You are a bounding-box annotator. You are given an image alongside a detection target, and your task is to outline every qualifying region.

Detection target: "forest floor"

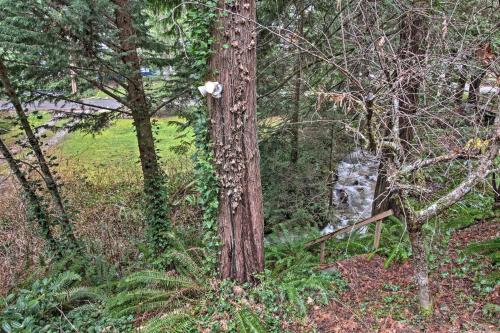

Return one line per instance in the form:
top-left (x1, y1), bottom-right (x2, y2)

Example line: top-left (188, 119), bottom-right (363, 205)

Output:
top-left (309, 219), bottom-right (499, 333)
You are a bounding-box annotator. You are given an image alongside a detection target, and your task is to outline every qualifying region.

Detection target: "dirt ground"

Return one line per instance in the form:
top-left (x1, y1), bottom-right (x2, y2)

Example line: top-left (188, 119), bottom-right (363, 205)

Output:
top-left (309, 220), bottom-right (499, 333)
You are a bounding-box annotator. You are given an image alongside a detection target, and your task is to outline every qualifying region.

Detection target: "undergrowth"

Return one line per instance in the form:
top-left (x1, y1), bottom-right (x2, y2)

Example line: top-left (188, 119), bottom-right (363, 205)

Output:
top-left (1, 235), bottom-right (346, 333)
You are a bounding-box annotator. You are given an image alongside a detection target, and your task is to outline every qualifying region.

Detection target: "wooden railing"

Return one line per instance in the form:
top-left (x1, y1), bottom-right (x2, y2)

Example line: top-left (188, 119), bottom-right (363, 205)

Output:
top-left (305, 210), bottom-right (394, 264)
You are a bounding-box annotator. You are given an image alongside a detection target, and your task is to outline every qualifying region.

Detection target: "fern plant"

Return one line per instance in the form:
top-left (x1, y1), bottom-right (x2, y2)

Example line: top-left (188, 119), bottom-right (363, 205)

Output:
top-left (0, 272), bottom-right (131, 333)
top-left (105, 239), bottom-right (343, 333)
top-left (107, 269), bottom-right (207, 318)
top-left (139, 310), bottom-right (195, 333)
top-left (465, 238), bottom-right (500, 263)
top-left (323, 215), bottom-right (411, 268)
top-left (256, 236), bottom-right (345, 321)
top-left (105, 248), bottom-right (212, 333)
top-left (234, 307), bottom-right (266, 333)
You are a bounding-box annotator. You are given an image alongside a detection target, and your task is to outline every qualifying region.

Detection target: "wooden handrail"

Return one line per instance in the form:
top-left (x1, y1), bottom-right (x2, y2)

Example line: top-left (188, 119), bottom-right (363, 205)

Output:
top-left (305, 209), bottom-right (393, 248)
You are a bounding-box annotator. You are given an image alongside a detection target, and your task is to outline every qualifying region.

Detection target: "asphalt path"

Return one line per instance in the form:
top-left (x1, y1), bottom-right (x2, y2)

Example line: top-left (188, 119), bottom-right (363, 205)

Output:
top-left (0, 98), bottom-right (121, 111)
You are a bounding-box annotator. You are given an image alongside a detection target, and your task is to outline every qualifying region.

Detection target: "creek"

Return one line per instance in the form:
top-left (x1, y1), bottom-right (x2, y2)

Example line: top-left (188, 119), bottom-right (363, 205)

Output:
top-left (322, 149), bottom-right (379, 234)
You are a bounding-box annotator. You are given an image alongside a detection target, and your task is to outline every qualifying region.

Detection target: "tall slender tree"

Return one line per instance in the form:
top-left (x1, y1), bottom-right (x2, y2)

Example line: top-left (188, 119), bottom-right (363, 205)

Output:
top-left (368, 0), bottom-right (430, 310)
top-left (290, 0), bottom-right (304, 165)
top-left (112, 0), bottom-right (170, 252)
top-left (0, 58), bottom-right (78, 249)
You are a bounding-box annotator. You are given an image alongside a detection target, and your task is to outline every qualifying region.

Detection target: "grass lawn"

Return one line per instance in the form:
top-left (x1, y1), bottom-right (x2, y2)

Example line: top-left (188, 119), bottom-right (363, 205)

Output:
top-left (54, 117), bottom-right (194, 182)
top-left (0, 111), bottom-right (52, 145)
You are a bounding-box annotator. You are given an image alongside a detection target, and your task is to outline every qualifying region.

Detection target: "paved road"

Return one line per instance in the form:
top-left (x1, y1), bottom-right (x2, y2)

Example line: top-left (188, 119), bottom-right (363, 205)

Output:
top-left (0, 98), bottom-right (121, 111)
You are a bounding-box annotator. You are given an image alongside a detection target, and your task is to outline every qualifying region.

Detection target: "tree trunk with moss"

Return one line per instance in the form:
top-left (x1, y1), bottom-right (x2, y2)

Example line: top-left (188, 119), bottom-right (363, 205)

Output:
top-left (207, 0), bottom-right (265, 283)
top-left (407, 220), bottom-right (431, 312)
top-left (401, 121), bottom-right (499, 312)
top-left (114, 0), bottom-right (170, 252)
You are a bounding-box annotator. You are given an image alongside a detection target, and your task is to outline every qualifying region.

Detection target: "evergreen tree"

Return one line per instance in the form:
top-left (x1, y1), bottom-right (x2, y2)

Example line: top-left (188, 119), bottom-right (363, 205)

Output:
top-left (0, 0), bottom-right (174, 253)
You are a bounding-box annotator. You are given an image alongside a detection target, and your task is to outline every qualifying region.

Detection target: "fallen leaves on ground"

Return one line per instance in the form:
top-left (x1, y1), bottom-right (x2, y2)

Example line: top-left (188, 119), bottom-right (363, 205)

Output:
top-left (308, 219), bottom-right (499, 332)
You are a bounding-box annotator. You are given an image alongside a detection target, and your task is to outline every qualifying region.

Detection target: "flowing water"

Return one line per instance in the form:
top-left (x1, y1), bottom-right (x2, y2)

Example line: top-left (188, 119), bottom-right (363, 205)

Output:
top-left (322, 149), bottom-right (379, 234)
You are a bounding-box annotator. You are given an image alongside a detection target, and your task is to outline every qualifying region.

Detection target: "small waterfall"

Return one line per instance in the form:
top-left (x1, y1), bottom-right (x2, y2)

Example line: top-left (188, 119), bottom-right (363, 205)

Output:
top-left (322, 150), bottom-right (379, 234)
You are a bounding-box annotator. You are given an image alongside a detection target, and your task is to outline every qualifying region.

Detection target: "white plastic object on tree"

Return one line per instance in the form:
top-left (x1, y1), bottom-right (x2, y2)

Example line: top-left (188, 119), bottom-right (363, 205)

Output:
top-left (198, 81), bottom-right (223, 98)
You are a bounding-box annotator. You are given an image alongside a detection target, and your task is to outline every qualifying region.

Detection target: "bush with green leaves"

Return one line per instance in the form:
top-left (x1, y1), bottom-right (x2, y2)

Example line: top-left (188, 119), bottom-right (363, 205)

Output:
top-left (0, 272), bottom-right (132, 333)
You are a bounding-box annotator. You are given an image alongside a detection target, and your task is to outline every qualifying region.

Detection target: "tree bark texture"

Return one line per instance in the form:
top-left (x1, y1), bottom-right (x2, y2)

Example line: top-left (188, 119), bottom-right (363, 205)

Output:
top-left (408, 224), bottom-right (432, 312)
top-left (0, 58), bottom-right (77, 247)
top-left (113, 0), bottom-right (163, 188)
top-left (208, 0), bottom-right (265, 282)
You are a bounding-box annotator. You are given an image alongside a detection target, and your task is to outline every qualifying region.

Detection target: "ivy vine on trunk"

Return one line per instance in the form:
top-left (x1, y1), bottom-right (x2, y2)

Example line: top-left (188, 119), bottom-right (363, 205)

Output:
top-left (113, 0), bottom-right (171, 254)
top-left (0, 137), bottom-right (60, 254)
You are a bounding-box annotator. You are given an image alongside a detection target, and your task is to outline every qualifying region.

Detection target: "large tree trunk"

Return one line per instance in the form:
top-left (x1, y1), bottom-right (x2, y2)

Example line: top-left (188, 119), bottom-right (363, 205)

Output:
top-left (114, 0), bottom-right (170, 252)
top-left (290, 0), bottom-right (304, 165)
top-left (208, 0), bottom-right (264, 283)
top-left (0, 58), bottom-right (77, 248)
top-left (0, 137), bottom-right (59, 253)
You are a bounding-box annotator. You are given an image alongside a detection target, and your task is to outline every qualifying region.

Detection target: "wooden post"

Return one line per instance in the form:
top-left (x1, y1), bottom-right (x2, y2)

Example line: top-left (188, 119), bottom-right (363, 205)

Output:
top-left (373, 221), bottom-right (382, 249)
top-left (305, 210), bottom-right (393, 266)
top-left (320, 242), bottom-right (326, 264)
